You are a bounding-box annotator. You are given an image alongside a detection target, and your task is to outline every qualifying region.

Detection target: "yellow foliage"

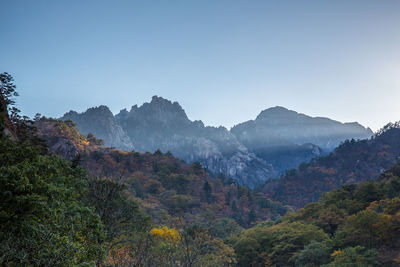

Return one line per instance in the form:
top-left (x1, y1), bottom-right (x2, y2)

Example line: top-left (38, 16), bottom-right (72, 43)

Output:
top-left (331, 249), bottom-right (343, 257)
top-left (82, 140), bottom-right (90, 146)
top-left (150, 226), bottom-right (181, 244)
top-left (367, 201), bottom-right (378, 210)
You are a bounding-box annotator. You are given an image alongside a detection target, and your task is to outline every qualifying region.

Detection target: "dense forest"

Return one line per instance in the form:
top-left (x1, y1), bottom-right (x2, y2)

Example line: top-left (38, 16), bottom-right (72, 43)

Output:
top-left (1, 73), bottom-right (400, 266)
top-left (34, 118), bottom-right (288, 229)
top-left (232, 165), bottom-right (400, 266)
top-left (260, 124), bottom-right (400, 208)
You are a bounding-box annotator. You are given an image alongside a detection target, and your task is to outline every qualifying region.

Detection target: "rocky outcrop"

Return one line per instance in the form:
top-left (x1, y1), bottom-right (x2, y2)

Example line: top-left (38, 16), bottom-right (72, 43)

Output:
top-left (115, 96), bottom-right (276, 188)
top-left (61, 105), bottom-right (134, 151)
top-left (44, 136), bottom-right (79, 161)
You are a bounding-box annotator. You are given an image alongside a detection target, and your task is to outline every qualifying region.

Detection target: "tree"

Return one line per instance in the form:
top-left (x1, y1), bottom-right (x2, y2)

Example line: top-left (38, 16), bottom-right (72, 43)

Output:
top-left (295, 241), bottom-right (330, 267)
top-left (339, 209), bottom-right (381, 248)
top-left (355, 181), bottom-right (383, 203)
top-left (87, 132), bottom-right (104, 146)
top-left (248, 208), bottom-right (257, 224)
top-left (0, 72), bottom-right (18, 110)
top-left (203, 181), bottom-right (212, 203)
top-left (234, 237), bottom-right (261, 267)
top-left (85, 178), bottom-right (150, 258)
top-left (209, 218), bottom-right (243, 240)
top-left (0, 73), bottom-right (18, 139)
top-left (323, 246), bottom-right (379, 267)
top-left (190, 161), bottom-right (204, 175)
top-left (0, 137), bottom-right (105, 265)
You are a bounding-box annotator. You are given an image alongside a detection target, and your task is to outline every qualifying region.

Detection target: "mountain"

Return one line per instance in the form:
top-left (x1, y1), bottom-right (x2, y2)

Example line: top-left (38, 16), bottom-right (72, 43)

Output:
top-left (259, 123), bottom-right (400, 208)
top-left (34, 118), bottom-right (288, 228)
top-left (230, 106), bottom-right (372, 174)
top-left (61, 105), bottom-right (134, 150)
top-left (232, 106), bottom-right (373, 151)
top-left (60, 98), bottom-right (373, 188)
top-left (114, 96), bottom-right (275, 188)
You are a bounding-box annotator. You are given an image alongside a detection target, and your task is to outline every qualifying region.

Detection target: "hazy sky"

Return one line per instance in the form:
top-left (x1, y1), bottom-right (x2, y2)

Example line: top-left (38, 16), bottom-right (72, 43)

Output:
top-left (1, 0), bottom-right (399, 131)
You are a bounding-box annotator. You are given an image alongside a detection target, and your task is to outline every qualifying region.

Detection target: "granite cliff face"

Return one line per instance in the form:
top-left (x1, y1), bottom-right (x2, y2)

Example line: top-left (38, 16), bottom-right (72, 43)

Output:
top-left (61, 105), bottom-right (134, 151)
top-left (60, 99), bottom-right (373, 187)
top-left (115, 96), bottom-right (275, 187)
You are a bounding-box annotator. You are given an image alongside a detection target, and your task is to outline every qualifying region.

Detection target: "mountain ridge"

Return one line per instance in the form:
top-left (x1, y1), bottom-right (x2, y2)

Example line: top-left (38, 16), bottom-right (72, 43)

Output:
top-left (60, 96), bottom-right (373, 187)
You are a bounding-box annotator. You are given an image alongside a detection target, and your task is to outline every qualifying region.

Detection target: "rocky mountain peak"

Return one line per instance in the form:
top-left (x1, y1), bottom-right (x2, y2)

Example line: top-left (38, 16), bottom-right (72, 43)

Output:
top-left (122, 96), bottom-right (189, 124)
top-left (62, 110), bottom-right (79, 118)
top-left (232, 106), bottom-right (373, 151)
top-left (88, 105), bottom-right (113, 116)
top-left (256, 106), bottom-right (307, 122)
top-left (61, 105), bottom-right (134, 151)
top-left (63, 105), bottom-right (114, 120)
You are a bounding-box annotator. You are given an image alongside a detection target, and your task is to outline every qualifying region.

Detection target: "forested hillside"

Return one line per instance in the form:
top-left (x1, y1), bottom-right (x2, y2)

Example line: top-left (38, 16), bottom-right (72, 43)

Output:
top-left (232, 163), bottom-right (400, 266)
top-left (35, 118), bottom-right (287, 229)
top-left (260, 124), bottom-right (400, 208)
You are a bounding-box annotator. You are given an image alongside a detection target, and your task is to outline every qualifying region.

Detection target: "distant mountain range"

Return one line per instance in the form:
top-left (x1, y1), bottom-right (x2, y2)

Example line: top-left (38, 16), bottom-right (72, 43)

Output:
top-left (61, 96), bottom-right (373, 187)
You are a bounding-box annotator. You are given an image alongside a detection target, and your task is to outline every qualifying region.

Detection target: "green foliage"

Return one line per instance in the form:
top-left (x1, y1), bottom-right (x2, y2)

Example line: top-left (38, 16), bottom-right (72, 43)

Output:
top-left (233, 221), bottom-right (329, 266)
top-left (0, 136), bottom-right (105, 265)
top-left (322, 246), bottom-right (379, 267)
top-left (295, 241), bottom-right (330, 267)
top-left (0, 72), bottom-right (18, 108)
top-left (209, 218), bottom-right (243, 240)
top-left (234, 163), bottom-right (400, 266)
top-left (234, 238), bottom-right (261, 266)
top-left (0, 77), bottom-right (150, 266)
top-left (85, 179), bottom-right (150, 247)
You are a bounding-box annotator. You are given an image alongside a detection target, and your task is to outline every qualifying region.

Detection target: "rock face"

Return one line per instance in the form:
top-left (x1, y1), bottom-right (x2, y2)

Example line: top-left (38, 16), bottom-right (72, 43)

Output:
top-left (61, 105), bottom-right (134, 151)
top-left (60, 99), bottom-right (373, 187)
top-left (115, 96), bottom-right (275, 188)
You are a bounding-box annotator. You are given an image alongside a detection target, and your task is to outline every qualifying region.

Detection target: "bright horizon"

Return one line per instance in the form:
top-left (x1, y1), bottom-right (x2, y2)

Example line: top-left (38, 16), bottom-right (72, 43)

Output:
top-left (1, 0), bottom-right (400, 131)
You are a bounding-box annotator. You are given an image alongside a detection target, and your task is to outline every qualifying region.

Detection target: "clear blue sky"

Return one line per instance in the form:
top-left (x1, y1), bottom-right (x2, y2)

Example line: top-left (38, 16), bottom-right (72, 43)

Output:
top-left (1, 0), bottom-right (399, 131)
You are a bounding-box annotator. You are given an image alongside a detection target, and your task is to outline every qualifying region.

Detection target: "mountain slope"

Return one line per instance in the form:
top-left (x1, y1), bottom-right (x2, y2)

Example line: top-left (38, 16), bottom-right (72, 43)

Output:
top-left (234, 162), bottom-right (400, 266)
top-left (231, 106), bottom-right (372, 174)
top-left (231, 106), bottom-right (373, 151)
top-left (35, 118), bottom-right (288, 228)
top-left (60, 99), bottom-right (373, 188)
top-left (259, 123), bottom-right (400, 208)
